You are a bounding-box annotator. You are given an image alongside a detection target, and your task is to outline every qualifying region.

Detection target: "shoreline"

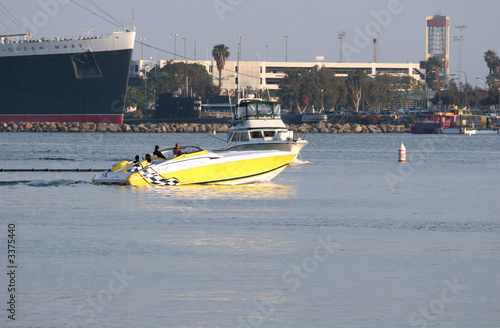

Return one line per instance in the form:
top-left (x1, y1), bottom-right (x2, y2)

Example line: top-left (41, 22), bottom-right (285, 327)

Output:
top-left (0, 121), bottom-right (410, 133)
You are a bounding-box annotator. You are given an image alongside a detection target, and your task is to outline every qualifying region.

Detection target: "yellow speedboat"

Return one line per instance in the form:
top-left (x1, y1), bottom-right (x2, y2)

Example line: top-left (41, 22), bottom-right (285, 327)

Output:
top-left (92, 146), bottom-right (297, 186)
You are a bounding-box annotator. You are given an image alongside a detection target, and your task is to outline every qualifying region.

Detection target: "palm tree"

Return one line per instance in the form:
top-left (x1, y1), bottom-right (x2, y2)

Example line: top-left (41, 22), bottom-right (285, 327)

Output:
top-left (420, 56), bottom-right (443, 91)
top-left (484, 50), bottom-right (500, 88)
top-left (484, 50), bottom-right (498, 74)
top-left (212, 44), bottom-right (230, 94)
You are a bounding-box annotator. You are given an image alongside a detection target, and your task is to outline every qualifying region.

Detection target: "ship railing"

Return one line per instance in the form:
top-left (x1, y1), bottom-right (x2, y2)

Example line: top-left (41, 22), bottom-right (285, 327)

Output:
top-left (0, 32), bottom-right (117, 45)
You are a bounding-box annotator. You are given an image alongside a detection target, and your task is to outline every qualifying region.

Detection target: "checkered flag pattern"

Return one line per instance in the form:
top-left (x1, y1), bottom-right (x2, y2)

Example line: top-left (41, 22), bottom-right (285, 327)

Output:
top-left (129, 165), bottom-right (142, 173)
top-left (140, 168), bottom-right (180, 186)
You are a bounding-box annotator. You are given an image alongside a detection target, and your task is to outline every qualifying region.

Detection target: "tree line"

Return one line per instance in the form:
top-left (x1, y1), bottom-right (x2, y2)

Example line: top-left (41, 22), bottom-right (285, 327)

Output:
top-left (419, 49), bottom-right (500, 108)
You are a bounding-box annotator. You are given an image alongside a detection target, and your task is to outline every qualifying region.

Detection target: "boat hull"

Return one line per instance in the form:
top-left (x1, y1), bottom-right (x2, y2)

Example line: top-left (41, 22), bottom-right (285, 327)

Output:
top-left (222, 140), bottom-right (308, 153)
top-left (410, 122), bottom-right (440, 134)
top-left (93, 149), bottom-right (297, 186)
top-left (302, 113), bottom-right (327, 123)
top-left (411, 123), bottom-right (500, 135)
top-left (0, 31), bottom-right (135, 124)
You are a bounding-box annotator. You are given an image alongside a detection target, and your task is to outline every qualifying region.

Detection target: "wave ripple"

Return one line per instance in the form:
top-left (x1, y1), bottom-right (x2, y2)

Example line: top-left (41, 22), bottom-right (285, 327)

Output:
top-left (0, 179), bottom-right (91, 187)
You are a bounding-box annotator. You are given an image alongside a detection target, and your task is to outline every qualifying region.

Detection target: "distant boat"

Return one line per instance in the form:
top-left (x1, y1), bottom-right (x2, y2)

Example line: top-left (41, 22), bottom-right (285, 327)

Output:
top-left (0, 28), bottom-right (135, 124)
top-left (301, 107), bottom-right (327, 123)
top-left (410, 106), bottom-right (499, 134)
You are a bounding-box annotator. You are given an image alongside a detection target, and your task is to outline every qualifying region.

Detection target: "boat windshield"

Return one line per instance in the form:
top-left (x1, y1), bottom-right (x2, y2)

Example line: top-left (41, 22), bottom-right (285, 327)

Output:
top-left (228, 132), bottom-right (250, 142)
top-left (257, 103), bottom-right (272, 115)
top-left (274, 104), bottom-right (281, 115)
top-left (237, 102), bottom-right (280, 118)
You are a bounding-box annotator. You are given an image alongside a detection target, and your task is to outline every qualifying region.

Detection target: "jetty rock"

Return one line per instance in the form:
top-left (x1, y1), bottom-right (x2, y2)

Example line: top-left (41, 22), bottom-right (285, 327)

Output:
top-left (0, 121), bottom-right (410, 133)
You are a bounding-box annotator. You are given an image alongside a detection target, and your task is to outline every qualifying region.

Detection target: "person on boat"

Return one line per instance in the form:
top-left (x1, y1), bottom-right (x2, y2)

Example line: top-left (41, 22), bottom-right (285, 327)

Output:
top-left (173, 143), bottom-right (183, 156)
top-left (153, 145), bottom-right (166, 159)
top-left (145, 154), bottom-right (152, 164)
top-left (133, 155), bottom-right (140, 163)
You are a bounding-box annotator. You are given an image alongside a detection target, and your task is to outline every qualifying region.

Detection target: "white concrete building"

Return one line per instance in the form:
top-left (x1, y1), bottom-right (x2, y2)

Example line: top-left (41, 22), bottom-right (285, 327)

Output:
top-left (187, 60), bottom-right (422, 92)
top-left (130, 59), bottom-right (168, 78)
top-left (131, 59), bottom-right (423, 93)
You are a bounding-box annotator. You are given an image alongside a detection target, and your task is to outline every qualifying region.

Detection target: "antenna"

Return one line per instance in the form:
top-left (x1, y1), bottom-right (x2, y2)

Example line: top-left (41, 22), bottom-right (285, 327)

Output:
top-left (256, 51), bottom-right (271, 100)
top-left (132, 9), bottom-right (135, 29)
top-left (237, 36), bottom-right (243, 104)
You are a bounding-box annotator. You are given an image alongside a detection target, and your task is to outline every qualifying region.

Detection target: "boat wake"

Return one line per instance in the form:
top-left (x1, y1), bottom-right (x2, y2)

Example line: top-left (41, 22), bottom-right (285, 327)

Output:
top-left (290, 158), bottom-right (312, 165)
top-left (37, 157), bottom-right (77, 161)
top-left (0, 179), bottom-right (91, 187)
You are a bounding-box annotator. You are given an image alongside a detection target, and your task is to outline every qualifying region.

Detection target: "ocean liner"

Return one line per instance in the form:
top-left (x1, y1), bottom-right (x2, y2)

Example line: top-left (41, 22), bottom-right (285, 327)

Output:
top-left (0, 28), bottom-right (135, 124)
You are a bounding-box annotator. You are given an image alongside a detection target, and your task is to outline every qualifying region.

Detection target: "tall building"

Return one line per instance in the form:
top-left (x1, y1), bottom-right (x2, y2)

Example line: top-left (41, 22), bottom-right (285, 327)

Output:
top-left (425, 12), bottom-right (450, 75)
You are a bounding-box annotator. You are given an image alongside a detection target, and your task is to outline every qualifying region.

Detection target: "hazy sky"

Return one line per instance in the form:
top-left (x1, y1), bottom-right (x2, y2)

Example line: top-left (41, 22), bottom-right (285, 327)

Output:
top-left (2, 0), bottom-right (499, 87)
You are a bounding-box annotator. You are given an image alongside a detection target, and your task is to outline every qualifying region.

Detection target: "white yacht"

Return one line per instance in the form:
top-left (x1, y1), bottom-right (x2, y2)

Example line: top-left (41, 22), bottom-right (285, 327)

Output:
top-left (218, 96), bottom-right (308, 154)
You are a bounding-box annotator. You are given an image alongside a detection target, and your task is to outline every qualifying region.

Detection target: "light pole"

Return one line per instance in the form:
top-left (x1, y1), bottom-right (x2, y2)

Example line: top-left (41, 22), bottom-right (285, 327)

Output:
top-left (139, 38), bottom-right (146, 79)
top-left (265, 45), bottom-right (269, 61)
top-left (139, 38), bottom-right (145, 62)
top-left (171, 33), bottom-right (178, 60)
top-left (182, 37), bottom-right (188, 62)
top-left (454, 25), bottom-right (467, 89)
top-left (337, 31), bottom-right (346, 63)
top-left (321, 89), bottom-right (324, 110)
top-left (475, 77), bottom-right (487, 90)
top-left (152, 56), bottom-right (157, 110)
top-left (237, 36), bottom-right (243, 62)
top-left (194, 40), bottom-right (197, 61)
top-left (283, 35), bottom-right (288, 62)
top-left (456, 70), bottom-right (468, 108)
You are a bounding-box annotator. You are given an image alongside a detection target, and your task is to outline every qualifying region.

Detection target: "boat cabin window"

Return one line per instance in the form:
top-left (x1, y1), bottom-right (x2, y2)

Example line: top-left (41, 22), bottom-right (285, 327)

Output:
top-left (263, 131), bottom-right (275, 137)
top-left (251, 131), bottom-right (263, 138)
top-left (230, 132), bottom-right (250, 142)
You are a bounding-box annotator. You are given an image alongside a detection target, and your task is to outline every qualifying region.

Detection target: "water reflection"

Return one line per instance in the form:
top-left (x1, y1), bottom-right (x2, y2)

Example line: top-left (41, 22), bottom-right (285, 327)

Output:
top-left (128, 182), bottom-right (296, 200)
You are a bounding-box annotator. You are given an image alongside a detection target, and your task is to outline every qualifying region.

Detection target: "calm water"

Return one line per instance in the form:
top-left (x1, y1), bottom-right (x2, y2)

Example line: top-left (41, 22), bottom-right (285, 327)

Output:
top-left (0, 132), bottom-right (499, 328)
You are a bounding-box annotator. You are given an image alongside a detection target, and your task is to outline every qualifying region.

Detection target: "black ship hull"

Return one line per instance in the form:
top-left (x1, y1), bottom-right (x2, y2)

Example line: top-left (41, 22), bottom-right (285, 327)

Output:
top-left (0, 48), bottom-right (133, 124)
top-left (0, 29), bottom-right (135, 124)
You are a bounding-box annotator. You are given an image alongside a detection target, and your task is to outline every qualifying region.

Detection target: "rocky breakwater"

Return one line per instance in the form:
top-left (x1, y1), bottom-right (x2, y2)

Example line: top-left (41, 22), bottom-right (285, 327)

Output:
top-left (0, 121), bottom-right (408, 133)
top-left (288, 122), bottom-right (408, 134)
